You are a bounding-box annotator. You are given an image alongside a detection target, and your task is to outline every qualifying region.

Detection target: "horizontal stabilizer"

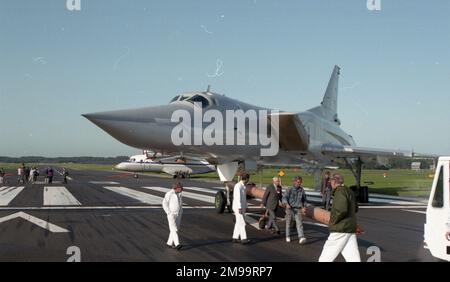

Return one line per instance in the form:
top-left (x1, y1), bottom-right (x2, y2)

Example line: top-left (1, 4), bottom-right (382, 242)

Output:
top-left (321, 143), bottom-right (413, 162)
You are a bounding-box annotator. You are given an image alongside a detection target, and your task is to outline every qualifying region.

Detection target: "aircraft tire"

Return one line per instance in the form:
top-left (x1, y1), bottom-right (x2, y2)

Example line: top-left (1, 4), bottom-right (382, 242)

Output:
top-left (215, 191), bottom-right (226, 213)
top-left (359, 186), bottom-right (369, 203)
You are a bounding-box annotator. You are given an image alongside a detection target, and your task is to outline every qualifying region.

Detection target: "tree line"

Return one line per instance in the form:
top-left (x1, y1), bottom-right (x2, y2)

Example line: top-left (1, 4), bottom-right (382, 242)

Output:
top-left (0, 156), bottom-right (129, 165)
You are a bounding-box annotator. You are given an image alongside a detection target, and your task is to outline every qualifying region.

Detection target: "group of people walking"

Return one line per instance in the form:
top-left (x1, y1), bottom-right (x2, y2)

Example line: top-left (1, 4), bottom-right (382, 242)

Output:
top-left (163, 171), bottom-right (360, 262)
top-left (0, 164), bottom-right (69, 185)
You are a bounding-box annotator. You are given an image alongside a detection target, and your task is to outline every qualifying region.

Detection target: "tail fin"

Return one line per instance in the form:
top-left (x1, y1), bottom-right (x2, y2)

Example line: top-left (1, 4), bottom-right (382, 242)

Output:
top-left (321, 65), bottom-right (340, 115)
top-left (308, 65), bottom-right (341, 124)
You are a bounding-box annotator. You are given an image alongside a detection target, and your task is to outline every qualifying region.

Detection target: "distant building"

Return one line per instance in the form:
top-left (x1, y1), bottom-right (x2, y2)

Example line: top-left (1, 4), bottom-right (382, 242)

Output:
top-left (411, 162), bottom-right (421, 171)
top-left (429, 163), bottom-right (436, 171)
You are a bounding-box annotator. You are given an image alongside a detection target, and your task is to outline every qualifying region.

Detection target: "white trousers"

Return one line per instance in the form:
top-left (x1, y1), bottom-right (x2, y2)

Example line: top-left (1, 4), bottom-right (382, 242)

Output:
top-left (167, 213), bottom-right (182, 246)
top-left (232, 210), bottom-right (247, 240)
top-left (319, 233), bottom-right (361, 262)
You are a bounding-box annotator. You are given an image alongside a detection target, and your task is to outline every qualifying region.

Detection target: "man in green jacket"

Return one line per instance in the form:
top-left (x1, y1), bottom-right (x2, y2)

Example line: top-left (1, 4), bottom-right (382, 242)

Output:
top-left (319, 173), bottom-right (361, 262)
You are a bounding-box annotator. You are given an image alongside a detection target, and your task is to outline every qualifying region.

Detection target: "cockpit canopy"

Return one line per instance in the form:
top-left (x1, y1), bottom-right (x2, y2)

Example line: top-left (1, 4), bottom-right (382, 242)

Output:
top-left (169, 93), bottom-right (193, 103)
top-left (169, 93), bottom-right (214, 108)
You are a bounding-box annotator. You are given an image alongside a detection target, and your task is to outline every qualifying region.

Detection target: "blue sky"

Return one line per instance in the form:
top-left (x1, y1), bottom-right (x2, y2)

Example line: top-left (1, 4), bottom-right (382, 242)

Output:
top-left (0, 0), bottom-right (449, 157)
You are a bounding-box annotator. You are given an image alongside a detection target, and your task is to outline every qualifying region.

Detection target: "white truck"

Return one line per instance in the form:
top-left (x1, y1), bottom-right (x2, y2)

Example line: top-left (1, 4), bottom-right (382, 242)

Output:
top-left (424, 156), bottom-right (450, 261)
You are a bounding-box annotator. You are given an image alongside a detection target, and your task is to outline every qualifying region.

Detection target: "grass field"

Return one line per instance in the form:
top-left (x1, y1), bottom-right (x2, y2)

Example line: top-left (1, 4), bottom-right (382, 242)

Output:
top-left (192, 168), bottom-right (434, 198)
top-left (0, 163), bottom-right (434, 197)
top-left (0, 163), bottom-right (115, 171)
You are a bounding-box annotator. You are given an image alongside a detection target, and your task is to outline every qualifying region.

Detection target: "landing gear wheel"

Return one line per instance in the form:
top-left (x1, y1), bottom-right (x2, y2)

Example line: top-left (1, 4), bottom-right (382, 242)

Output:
top-left (215, 191), bottom-right (226, 213)
top-left (359, 186), bottom-right (369, 203)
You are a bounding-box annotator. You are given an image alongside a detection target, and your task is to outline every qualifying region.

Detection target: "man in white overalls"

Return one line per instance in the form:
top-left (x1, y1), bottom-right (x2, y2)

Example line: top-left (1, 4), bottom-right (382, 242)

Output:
top-left (162, 182), bottom-right (184, 250)
top-left (232, 173), bottom-right (251, 244)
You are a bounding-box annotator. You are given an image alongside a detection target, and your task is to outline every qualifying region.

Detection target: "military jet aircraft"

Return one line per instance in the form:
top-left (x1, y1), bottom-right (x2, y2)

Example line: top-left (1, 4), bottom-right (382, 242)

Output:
top-left (83, 65), bottom-right (424, 211)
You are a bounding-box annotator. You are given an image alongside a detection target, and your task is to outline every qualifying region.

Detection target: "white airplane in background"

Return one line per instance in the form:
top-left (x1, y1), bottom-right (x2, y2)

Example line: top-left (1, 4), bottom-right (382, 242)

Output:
top-left (115, 151), bottom-right (215, 178)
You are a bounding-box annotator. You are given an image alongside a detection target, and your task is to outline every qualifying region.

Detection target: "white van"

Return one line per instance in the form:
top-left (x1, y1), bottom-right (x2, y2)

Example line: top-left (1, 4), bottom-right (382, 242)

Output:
top-left (424, 156), bottom-right (450, 261)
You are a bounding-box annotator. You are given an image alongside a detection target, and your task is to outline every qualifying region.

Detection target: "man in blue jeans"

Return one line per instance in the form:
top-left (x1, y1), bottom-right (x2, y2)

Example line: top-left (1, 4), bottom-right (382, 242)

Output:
top-left (283, 176), bottom-right (307, 244)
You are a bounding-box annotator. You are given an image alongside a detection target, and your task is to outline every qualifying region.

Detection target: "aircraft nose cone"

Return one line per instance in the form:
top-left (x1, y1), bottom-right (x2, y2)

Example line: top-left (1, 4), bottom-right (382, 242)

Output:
top-left (82, 105), bottom-right (180, 150)
top-left (81, 113), bottom-right (99, 124)
top-left (82, 111), bottom-right (123, 134)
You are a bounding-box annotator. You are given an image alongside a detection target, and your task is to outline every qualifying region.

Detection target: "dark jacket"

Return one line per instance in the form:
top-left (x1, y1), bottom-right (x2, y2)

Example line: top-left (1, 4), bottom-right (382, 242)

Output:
top-left (262, 184), bottom-right (281, 211)
top-left (329, 185), bottom-right (358, 233)
top-left (282, 186), bottom-right (307, 208)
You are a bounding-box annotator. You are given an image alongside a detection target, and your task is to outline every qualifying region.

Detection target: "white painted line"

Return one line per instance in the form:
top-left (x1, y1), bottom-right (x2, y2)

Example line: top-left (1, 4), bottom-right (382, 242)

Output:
top-left (54, 169), bottom-right (74, 181)
top-left (245, 214), bottom-right (261, 230)
top-left (104, 186), bottom-right (163, 205)
top-left (44, 186), bottom-right (81, 206)
top-left (368, 193), bottom-right (428, 203)
top-left (303, 221), bottom-right (328, 228)
top-left (304, 189), bottom-right (428, 204)
top-left (212, 186), bottom-right (234, 191)
top-left (184, 186), bottom-right (221, 195)
top-left (246, 212), bottom-right (328, 229)
top-left (0, 206), bottom-right (218, 210)
top-left (366, 198), bottom-right (425, 205)
top-left (33, 181), bottom-right (62, 185)
top-left (402, 209), bottom-right (426, 214)
top-left (0, 186), bottom-right (25, 206)
top-left (145, 186), bottom-right (257, 206)
top-left (359, 205), bottom-right (426, 209)
top-left (90, 181), bottom-right (119, 185)
top-left (304, 190), bottom-right (425, 205)
top-left (143, 186), bottom-right (215, 204)
top-left (0, 211), bottom-right (69, 233)
top-left (306, 197), bottom-right (322, 203)
top-left (305, 191), bottom-right (323, 197)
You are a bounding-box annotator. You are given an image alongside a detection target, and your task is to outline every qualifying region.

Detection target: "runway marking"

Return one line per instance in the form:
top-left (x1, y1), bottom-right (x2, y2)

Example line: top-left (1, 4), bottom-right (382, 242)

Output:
top-left (304, 190), bottom-right (427, 204)
top-left (33, 181), bottom-right (62, 185)
top-left (104, 186), bottom-right (163, 205)
top-left (0, 211), bottom-right (69, 233)
top-left (0, 186), bottom-right (25, 206)
top-left (368, 193), bottom-right (428, 203)
top-left (145, 186), bottom-right (257, 206)
top-left (183, 186), bottom-right (222, 194)
top-left (0, 206), bottom-right (222, 210)
top-left (245, 212), bottom-right (275, 230)
top-left (143, 186), bottom-right (215, 204)
top-left (55, 169), bottom-right (74, 181)
top-left (359, 205), bottom-right (426, 209)
top-left (366, 198), bottom-right (425, 205)
top-left (44, 186), bottom-right (81, 206)
top-left (303, 221), bottom-right (328, 228)
top-left (245, 214), bottom-right (261, 230)
top-left (90, 181), bottom-right (119, 185)
top-left (402, 209), bottom-right (426, 214)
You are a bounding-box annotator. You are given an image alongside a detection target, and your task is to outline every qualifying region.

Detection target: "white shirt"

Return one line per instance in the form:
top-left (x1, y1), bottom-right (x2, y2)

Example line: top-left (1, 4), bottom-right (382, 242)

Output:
top-left (162, 189), bottom-right (183, 215)
top-left (232, 181), bottom-right (247, 210)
